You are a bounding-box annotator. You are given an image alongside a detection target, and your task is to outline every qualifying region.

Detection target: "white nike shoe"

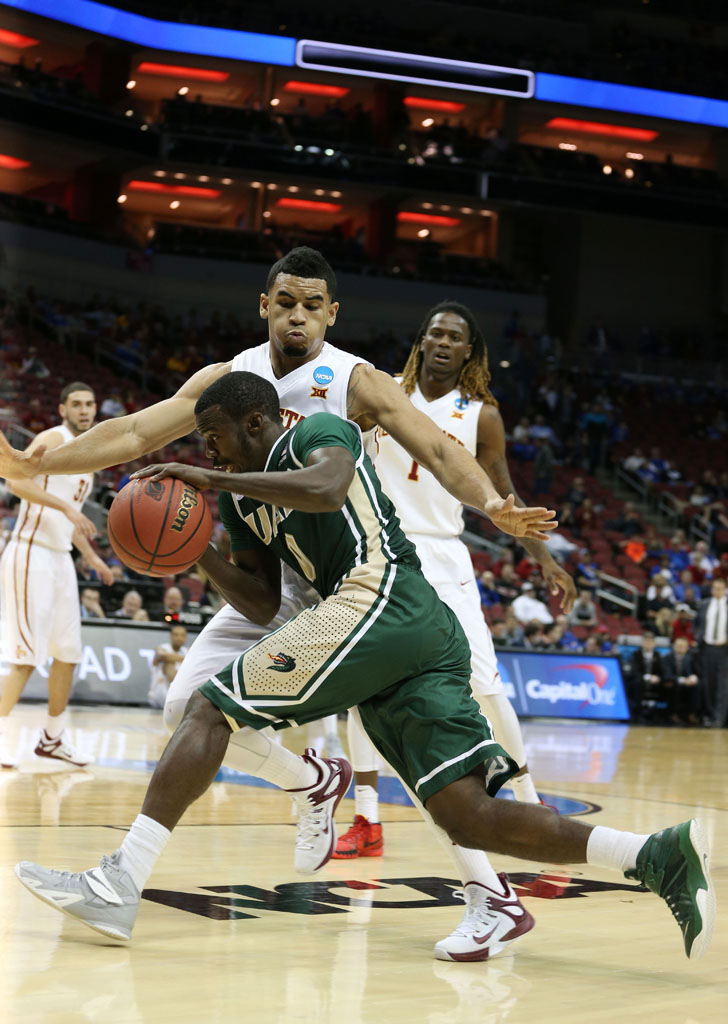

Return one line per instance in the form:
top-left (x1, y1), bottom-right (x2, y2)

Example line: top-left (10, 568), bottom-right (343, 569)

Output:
top-left (15, 850), bottom-right (140, 942)
top-left (289, 747), bottom-right (353, 874)
top-left (34, 729), bottom-right (95, 768)
top-left (434, 874), bottom-right (535, 962)
top-left (0, 734), bottom-right (18, 769)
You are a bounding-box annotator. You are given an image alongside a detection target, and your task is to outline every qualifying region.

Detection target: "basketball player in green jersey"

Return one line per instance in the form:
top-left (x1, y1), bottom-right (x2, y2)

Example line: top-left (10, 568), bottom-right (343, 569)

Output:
top-left (15, 372), bottom-right (715, 961)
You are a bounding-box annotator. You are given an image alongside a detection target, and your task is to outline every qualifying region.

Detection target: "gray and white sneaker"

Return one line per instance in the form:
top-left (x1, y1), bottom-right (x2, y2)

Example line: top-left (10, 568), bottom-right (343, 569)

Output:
top-left (289, 747), bottom-right (353, 874)
top-left (14, 850), bottom-right (140, 942)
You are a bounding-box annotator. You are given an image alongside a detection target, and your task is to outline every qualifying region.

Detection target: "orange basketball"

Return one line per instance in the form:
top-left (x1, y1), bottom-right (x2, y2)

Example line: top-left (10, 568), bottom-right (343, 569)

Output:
top-left (108, 477), bottom-right (213, 578)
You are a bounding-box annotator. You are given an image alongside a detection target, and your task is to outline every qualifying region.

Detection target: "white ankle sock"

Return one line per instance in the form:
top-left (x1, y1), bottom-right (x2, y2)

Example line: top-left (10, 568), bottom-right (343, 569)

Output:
top-left (45, 713), bottom-right (66, 740)
top-left (119, 814), bottom-right (171, 891)
top-left (355, 784), bottom-right (379, 823)
top-left (450, 844), bottom-right (502, 891)
top-left (510, 772), bottom-right (540, 804)
top-left (586, 826), bottom-right (650, 874)
top-left (225, 727), bottom-right (318, 791)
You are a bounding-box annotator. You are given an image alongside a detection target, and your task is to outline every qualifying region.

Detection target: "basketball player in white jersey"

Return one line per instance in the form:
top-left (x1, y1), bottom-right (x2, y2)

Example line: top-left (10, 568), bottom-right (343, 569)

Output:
top-left (0, 382), bottom-right (113, 768)
top-left (333, 300), bottom-right (575, 959)
top-left (0, 249), bottom-right (559, 957)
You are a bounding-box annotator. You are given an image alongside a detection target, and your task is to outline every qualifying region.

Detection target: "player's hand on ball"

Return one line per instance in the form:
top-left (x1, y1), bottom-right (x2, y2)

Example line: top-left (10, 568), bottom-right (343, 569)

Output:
top-left (132, 462), bottom-right (212, 490)
top-left (484, 493), bottom-right (557, 541)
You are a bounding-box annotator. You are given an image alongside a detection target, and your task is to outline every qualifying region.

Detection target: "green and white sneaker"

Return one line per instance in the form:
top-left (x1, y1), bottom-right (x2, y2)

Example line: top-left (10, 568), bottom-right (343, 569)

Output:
top-left (625, 818), bottom-right (715, 960)
top-left (14, 850), bottom-right (140, 942)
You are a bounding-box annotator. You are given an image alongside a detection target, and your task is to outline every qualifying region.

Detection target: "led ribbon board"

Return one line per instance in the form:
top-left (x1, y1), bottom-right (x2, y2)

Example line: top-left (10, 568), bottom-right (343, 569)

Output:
top-left (295, 41), bottom-right (534, 98)
top-left (0, 0), bottom-right (295, 64)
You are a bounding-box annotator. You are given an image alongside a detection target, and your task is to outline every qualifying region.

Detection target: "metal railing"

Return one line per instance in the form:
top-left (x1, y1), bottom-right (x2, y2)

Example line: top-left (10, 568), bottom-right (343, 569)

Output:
top-left (596, 570), bottom-right (639, 616)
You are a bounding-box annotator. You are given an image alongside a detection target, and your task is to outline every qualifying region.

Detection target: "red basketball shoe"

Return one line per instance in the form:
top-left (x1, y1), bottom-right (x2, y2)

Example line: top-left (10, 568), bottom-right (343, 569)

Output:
top-left (332, 815), bottom-right (384, 859)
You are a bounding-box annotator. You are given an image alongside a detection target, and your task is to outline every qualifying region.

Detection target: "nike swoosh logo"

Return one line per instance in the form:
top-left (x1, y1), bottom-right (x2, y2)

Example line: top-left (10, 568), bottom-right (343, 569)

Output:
top-left (86, 868), bottom-right (123, 905)
top-left (473, 926), bottom-right (498, 946)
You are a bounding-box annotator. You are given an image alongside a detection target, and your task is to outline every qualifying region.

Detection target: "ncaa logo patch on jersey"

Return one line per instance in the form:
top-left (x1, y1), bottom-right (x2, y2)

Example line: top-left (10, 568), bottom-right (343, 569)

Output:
top-left (454, 396), bottom-right (469, 410)
top-left (311, 365), bottom-right (334, 400)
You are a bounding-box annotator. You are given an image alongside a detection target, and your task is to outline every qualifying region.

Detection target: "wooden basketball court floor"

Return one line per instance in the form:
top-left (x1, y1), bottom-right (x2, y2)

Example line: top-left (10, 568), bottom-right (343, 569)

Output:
top-left (1, 705), bottom-right (726, 1024)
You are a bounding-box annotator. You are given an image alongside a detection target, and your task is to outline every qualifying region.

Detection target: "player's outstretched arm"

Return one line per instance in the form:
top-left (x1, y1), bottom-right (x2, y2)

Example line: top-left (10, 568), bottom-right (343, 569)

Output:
top-left (0, 362), bottom-right (231, 478)
top-left (477, 405), bottom-right (576, 611)
top-left (134, 446), bottom-right (357, 515)
top-left (348, 365), bottom-right (557, 540)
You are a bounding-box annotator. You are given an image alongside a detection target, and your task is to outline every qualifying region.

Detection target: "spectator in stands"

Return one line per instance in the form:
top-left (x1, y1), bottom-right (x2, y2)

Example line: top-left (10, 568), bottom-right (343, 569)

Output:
top-left (503, 606), bottom-right (524, 646)
top-left (492, 547), bottom-right (514, 576)
top-left (574, 554), bottom-right (599, 591)
top-left (646, 573), bottom-right (677, 636)
top-left (625, 631), bottom-right (668, 723)
top-left (162, 586), bottom-right (187, 623)
top-left (22, 397), bottom-right (51, 435)
top-left (557, 501), bottom-right (577, 531)
top-left (532, 438), bottom-right (554, 496)
top-left (113, 589), bottom-right (149, 622)
top-left (148, 625), bottom-right (188, 710)
top-left (515, 552), bottom-right (539, 582)
top-left (555, 613), bottom-right (580, 650)
top-left (689, 484), bottom-right (711, 508)
top-left (80, 588), bottom-right (105, 619)
top-left (622, 447), bottom-right (646, 478)
top-left (510, 417), bottom-right (535, 460)
top-left (100, 392), bottom-right (126, 418)
top-left (521, 622), bottom-right (544, 648)
top-left (541, 621), bottom-right (564, 649)
top-left (610, 501), bottom-right (644, 537)
top-left (695, 578), bottom-right (728, 728)
top-left (494, 563), bottom-right (521, 605)
top-left (565, 476), bottom-right (586, 508)
top-left (690, 540), bottom-right (718, 581)
top-left (490, 619), bottom-right (507, 647)
top-left (661, 637), bottom-right (701, 726)
top-left (671, 603), bottom-right (696, 643)
top-left (583, 635), bottom-right (603, 657)
top-left (568, 589), bottom-right (598, 627)
top-left (715, 553), bottom-right (728, 583)
top-left (584, 401), bottom-right (610, 473)
top-left (529, 414), bottom-right (556, 446)
top-left (21, 346), bottom-right (50, 378)
top-left (575, 497), bottom-right (598, 534)
top-left (667, 530), bottom-right (691, 572)
top-left (512, 581), bottom-right (553, 626)
top-left (476, 570), bottom-right (500, 608)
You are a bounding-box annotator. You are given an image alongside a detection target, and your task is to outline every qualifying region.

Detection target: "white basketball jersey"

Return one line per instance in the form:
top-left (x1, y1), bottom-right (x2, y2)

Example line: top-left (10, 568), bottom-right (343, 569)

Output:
top-left (374, 380), bottom-right (482, 539)
top-left (232, 341), bottom-right (368, 427)
top-left (232, 341), bottom-right (370, 599)
top-left (150, 642), bottom-right (189, 691)
top-left (11, 424), bottom-right (94, 552)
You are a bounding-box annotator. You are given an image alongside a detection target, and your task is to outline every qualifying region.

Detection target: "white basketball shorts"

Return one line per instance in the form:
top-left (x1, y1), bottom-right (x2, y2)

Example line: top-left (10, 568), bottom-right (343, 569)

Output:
top-left (0, 539), bottom-right (82, 666)
top-left (411, 535), bottom-right (502, 698)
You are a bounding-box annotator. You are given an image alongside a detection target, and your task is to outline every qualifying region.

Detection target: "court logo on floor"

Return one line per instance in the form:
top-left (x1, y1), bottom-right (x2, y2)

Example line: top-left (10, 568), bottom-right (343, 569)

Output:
top-left (143, 872), bottom-right (646, 921)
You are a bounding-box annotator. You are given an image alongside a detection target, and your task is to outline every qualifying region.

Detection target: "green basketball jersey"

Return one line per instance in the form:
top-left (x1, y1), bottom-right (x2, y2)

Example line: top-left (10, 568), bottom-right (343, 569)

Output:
top-left (218, 413), bottom-right (420, 598)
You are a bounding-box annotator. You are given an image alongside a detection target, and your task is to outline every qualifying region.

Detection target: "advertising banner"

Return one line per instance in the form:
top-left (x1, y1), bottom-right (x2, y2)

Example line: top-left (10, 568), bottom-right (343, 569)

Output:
top-left (0, 621), bottom-right (200, 705)
top-left (497, 650), bottom-right (630, 721)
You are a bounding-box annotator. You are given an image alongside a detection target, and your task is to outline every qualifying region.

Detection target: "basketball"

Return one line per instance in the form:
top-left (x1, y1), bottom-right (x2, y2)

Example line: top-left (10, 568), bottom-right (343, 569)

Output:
top-left (108, 477), bottom-right (213, 577)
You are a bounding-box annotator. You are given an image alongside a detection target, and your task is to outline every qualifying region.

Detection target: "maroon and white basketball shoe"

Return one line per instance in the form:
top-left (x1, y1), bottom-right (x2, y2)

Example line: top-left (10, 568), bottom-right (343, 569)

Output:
top-left (289, 747), bottom-right (353, 874)
top-left (34, 730), bottom-right (95, 767)
top-left (434, 874), bottom-right (535, 962)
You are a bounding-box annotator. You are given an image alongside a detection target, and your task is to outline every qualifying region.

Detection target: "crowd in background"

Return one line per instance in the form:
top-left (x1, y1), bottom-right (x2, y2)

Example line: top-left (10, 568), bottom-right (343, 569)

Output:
top-left (1, 281), bottom-right (727, 727)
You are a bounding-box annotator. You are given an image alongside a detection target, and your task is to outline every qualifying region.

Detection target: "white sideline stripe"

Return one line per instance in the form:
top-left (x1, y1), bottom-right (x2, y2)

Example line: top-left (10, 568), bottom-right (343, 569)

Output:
top-left (358, 467), bottom-right (397, 560)
top-left (415, 738), bottom-right (499, 792)
top-left (341, 504), bottom-right (364, 565)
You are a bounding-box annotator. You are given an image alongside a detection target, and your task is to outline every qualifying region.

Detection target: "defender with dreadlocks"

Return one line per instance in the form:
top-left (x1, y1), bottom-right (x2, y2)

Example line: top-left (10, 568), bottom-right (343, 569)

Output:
top-left (335, 301), bottom-right (576, 961)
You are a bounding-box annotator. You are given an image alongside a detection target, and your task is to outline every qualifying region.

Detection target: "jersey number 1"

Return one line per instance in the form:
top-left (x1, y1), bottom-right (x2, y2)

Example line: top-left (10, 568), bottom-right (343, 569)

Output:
top-left (408, 460), bottom-right (419, 482)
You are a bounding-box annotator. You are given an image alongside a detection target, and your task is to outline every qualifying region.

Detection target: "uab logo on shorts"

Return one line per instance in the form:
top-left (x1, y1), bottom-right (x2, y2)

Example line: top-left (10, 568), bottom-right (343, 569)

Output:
top-left (267, 652), bottom-right (296, 672)
top-left (170, 484), bottom-right (200, 533)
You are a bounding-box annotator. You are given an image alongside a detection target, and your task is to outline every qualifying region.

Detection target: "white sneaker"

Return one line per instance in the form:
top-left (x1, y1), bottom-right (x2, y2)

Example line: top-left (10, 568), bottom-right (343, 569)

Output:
top-left (434, 874), bottom-right (535, 962)
top-left (289, 747), bottom-right (352, 874)
top-left (34, 729), bottom-right (95, 767)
